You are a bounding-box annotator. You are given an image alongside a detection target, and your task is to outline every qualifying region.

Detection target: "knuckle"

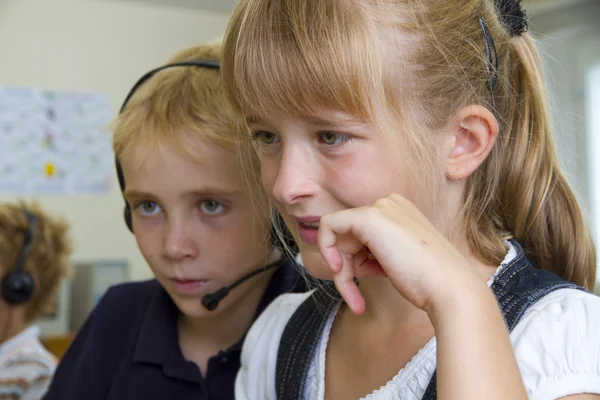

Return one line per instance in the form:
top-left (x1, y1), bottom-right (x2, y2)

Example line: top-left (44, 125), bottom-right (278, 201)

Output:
top-left (388, 193), bottom-right (405, 204)
top-left (320, 213), bottom-right (333, 226)
top-left (364, 206), bottom-right (384, 221)
top-left (373, 197), bottom-right (393, 210)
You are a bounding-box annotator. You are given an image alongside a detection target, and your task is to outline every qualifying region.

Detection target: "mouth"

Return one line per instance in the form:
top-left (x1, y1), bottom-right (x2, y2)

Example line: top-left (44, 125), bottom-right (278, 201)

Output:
top-left (169, 278), bottom-right (209, 295)
top-left (299, 221), bottom-right (320, 229)
top-left (294, 216), bottom-right (321, 245)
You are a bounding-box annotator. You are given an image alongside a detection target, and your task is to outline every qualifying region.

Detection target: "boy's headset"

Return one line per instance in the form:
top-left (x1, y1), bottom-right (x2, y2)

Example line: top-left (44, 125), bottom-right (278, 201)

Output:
top-left (116, 59), bottom-right (221, 232)
top-left (2, 209), bottom-right (36, 305)
top-left (116, 59), bottom-right (298, 311)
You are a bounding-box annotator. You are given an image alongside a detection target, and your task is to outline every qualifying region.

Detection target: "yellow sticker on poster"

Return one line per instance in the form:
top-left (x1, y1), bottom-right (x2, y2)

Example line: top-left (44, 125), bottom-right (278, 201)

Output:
top-left (44, 162), bottom-right (56, 178)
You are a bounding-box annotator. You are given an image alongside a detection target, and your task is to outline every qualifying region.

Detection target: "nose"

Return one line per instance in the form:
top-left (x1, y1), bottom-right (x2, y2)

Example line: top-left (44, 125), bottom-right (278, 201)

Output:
top-left (271, 146), bottom-right (319, 205)
top-left (162, 215), bottom-right (198, 262)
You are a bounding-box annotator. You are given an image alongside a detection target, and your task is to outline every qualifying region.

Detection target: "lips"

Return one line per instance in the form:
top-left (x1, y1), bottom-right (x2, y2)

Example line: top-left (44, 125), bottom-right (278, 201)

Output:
top-left (170, 278), bottom-right (208, 295)
top-left (295, 216), bottom-right (321, 245)
top-left (299, 221), bottom-right (319, 229)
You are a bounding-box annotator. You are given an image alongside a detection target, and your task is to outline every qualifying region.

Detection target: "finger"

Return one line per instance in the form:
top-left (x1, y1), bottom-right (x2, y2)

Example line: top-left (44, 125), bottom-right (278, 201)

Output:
top-left (319, 241), bottom-right (343, 274)
top-left (318, 209), bottom-right (369, 273)
top-left (353, 248), bottom-right (369, 269)
top-left (354, 251), bottom-right (387, 277)
top-left (333, 252), bottom-right (365, 315)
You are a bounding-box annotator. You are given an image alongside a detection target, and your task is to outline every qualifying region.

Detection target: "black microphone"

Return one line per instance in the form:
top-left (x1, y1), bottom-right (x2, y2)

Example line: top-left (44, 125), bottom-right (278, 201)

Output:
top-left (201, 261), bottom-right (281, 311)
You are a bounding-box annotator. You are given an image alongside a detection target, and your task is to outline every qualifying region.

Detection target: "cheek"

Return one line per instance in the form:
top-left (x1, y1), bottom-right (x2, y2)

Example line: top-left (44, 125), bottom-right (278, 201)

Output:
top-left (326, 151), bottom-right (413, 207)
top-left (213, 213), bottom-right (270, 259)
top-left (275, 211), bottom-right (298, 243)
top-left (260, 158), bottom-right (278, 198)
top-left (135, 232), bottom-right (160, 270)
top-left (325, 164), bottom-right (384, 207)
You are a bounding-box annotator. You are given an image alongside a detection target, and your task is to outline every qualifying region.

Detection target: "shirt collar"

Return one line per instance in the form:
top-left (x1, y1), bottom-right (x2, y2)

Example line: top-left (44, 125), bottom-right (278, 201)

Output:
top-left (0, 326), bottom-right (41, 363)
top-left (133, 283), bottom-right (200, 382)
top-left (133, 258), bottom-right (303, 372)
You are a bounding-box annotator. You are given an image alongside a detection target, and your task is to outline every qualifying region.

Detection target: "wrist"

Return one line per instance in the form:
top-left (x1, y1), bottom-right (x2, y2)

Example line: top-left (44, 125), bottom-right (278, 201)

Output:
top-left (424, 275), bottom-right (497, 326)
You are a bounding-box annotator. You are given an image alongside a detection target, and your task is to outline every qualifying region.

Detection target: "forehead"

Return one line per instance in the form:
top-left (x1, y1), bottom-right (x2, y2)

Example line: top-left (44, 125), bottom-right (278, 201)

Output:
top-left (121, 137), bottom-right (244, 195)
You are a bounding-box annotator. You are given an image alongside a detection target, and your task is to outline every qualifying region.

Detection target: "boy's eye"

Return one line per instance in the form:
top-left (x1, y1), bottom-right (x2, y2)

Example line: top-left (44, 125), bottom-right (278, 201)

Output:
top-left (319, 132), bottom-right (350, 146)
top-left (251, 131), bottom-right (279, 145)
top-left (200, 200), bottom-right (225, 215)
top-left (136, 201), bottom-right (162, 216)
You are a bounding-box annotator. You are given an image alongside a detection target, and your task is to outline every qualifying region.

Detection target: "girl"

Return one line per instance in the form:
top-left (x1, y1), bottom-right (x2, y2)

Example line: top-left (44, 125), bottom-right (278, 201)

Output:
top-left (222, 0), bottom-right (600, 399)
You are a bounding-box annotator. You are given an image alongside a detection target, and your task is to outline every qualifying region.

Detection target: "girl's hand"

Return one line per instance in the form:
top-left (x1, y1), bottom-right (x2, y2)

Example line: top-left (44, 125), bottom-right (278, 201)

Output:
top-left (318, 193), bottom-right (480, 315)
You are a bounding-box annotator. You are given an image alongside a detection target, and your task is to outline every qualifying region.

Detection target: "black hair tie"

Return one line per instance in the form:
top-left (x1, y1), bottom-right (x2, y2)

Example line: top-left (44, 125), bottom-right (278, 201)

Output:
top-left (495, 0), bottom-right (528, 37)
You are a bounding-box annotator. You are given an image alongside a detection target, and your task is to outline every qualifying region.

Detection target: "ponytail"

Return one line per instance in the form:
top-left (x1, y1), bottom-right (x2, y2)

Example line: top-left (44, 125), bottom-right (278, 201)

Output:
top-left (465, 33), bottom-right (596, 291)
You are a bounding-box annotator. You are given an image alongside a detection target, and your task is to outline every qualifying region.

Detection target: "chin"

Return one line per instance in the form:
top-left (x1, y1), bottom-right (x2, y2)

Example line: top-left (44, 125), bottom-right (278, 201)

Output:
top-left (298, 248), bottom-right (335, 280)
top-left (173, 295), bottom-right (224, 319)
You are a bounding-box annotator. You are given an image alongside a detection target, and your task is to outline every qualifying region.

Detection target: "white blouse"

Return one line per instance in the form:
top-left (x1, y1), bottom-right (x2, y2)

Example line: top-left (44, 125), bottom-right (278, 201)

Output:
top-left (236, 247), bottom-right (600, 400)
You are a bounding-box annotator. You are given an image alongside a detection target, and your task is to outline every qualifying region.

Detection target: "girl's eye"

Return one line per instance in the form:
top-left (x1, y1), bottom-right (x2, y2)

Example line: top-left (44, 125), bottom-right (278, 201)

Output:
top-left (136, 201), bottom-right (162, 216)
top-left (200, 200), bottom-right (225, 215)
top-left (251, 130), bottom-right (279, 145)
top-left (318, 132), bottom-right (351, 146)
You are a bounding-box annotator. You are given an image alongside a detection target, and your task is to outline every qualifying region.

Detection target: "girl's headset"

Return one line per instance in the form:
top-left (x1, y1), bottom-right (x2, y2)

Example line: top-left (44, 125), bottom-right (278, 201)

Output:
top-left (2, 209), bottom-right (36, 305)
top-left (115, 59), bottom-right (298, 252)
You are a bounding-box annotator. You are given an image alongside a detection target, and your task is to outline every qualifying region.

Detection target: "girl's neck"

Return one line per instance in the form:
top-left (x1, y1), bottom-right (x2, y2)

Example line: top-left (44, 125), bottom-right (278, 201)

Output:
top-left (350, 243), bottom-right (499, 329)
top-left (354, 277), bottom-right (427, 328)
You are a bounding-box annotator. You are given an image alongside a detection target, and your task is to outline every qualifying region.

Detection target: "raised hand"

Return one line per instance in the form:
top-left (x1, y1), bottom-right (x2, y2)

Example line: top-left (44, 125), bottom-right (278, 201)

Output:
top-left (317, 193), bottom-right (479, 315)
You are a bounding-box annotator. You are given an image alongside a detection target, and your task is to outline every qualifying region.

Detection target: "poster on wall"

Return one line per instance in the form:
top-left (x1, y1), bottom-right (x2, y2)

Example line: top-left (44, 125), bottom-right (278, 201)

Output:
top-left (0, 85), bottom-right (113, 194)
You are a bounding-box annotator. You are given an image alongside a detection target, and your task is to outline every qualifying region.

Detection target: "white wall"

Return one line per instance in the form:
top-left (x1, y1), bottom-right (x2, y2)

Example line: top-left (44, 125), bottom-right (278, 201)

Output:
top-left (0, 0), bottom-right (231, 281)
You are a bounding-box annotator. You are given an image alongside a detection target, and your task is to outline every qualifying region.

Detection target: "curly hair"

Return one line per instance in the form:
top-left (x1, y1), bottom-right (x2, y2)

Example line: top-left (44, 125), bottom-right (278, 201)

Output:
top-left (0, 200), bottom-right (73, 322)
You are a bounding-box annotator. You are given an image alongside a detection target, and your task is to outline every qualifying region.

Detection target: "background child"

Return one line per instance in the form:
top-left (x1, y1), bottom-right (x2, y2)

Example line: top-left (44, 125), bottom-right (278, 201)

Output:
top-left (221, 0), bottom-right (600, 399)
top-left (0, 201), bottom-right (72, 399)
top-left (43, 42), bottom-right (304, 400)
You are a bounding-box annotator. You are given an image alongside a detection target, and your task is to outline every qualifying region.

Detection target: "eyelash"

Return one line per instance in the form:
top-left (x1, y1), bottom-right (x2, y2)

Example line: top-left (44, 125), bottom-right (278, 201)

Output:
top-left (199, 200), bottom-right (226, 215)
top-left (133, 200), bottom-right (227, 217)
top-left (135, 201), bottom-right (162, 216)
top-left (250, 131), bottom-right (353, 147)
top-left (251, 131), bottom-right (279, 145)
top-left (316, 132), bottom-right (353, 147)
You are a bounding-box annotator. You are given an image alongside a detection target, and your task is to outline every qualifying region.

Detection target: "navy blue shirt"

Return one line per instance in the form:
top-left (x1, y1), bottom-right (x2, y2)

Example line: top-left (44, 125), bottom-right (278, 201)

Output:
top-left (43, 259), bottom-right (305, 400)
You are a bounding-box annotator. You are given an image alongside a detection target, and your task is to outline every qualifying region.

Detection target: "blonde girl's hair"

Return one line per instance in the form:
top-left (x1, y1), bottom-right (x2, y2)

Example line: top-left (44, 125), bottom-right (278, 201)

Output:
top-left (221, 0), bottom-right (596, 290)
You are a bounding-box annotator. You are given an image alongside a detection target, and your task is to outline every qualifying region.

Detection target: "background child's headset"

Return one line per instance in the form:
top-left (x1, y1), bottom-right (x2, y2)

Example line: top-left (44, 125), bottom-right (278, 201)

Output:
top-left (115, 59), bottom-right (298, 252)
top-left (2, 209), bottom-right (36, 305)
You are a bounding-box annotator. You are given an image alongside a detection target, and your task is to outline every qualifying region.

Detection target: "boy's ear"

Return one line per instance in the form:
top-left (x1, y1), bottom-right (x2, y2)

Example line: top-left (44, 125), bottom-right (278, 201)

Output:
top-left (444, 105), bottom-right (499, 180)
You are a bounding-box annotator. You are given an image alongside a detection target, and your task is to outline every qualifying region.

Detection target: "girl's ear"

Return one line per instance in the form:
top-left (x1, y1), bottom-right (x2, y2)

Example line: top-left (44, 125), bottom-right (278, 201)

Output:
top-left (444, 105), bottom-right (499, 180)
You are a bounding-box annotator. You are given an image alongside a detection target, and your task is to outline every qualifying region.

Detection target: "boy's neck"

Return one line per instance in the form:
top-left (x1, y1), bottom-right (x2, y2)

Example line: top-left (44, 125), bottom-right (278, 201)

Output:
top-left (177, 267), bottom-right (276, 372)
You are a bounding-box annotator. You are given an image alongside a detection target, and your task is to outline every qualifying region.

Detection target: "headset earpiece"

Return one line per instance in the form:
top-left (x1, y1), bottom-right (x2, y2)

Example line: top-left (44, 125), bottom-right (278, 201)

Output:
top-left (116, 59), bottom-right (220, 233)
top-left (124, 206), bottom-right (133, 233)
top-left (115, 159), bottom-right (132, 233)
top-left (2, 210), bottom-right (36, 305)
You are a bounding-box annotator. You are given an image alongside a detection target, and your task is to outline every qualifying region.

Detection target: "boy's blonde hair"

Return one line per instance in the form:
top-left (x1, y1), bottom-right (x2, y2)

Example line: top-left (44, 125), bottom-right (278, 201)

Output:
top-left (0, 201), bottom-right (72, 322)
top-left (112, 42), bottom-right (270, 239)
top-left (222, 0), bottom-right (596, 290)
top-left (113, 43), bottom-right (239, 165)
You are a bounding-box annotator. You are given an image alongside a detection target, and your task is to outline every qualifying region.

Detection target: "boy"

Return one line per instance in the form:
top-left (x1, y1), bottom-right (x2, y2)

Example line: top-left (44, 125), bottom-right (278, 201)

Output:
top-left (0, 201), bottom-right (72, 399)
top-left (42, 43), bottom-right (304, 400)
